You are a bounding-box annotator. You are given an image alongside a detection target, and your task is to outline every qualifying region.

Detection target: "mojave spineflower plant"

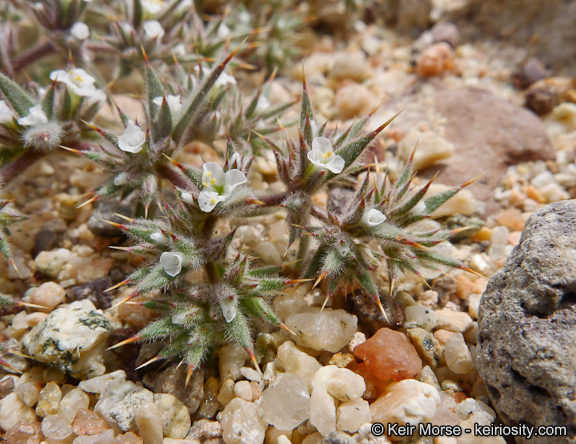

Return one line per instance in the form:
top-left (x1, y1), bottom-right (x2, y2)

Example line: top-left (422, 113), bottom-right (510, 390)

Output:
top-left (143, 20), bottom-right (165, 40)
top-left (152, 95), bottom-right (182, 116)
top-left (70, 22), bottom-right (90, 40)
top-left (198, 162), bottom-right (248, 212)
top-left (362, 208), bottom-right (387, 227)
top-left (307, 136), bottom-right (345, 174)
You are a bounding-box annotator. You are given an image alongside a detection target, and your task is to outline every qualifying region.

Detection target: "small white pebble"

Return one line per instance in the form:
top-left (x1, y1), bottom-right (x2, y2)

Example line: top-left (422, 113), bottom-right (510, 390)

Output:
top-left (233, 380), bottom-right (253, 402)
top-left (348, 332), bottom-right (366, 352)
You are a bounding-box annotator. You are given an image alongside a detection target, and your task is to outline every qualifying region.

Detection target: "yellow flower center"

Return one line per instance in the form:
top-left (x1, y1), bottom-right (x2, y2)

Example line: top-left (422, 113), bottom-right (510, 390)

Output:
top-left (323, 151), bottom-right (333, 159)
top-left (210, 178), bottom-right (216, 185)
top-left (202, 182), bottom-right (208, 187)
top-left (206, 171), bottom-right (212, 177)
top-left (210, 198), bottom-right (216, 204)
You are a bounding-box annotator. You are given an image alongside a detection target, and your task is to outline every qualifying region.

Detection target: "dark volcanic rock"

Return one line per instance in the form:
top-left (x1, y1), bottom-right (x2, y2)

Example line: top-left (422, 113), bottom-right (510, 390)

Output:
top-left (432, 87), bottom-right (555, 214)
top-left (67, 277), bottom-right (113, 309)
top-left (477, 200), bottom-right (576, 444)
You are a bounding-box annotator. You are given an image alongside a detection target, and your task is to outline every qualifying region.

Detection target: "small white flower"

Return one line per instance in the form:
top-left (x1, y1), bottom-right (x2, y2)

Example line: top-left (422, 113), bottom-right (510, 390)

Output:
top-left (220, 297), bottom-right (237, 323)
top-left (113, 172), bottom-right (129, 186)
top-left (255, 95), bottom-right (270, 114)
top-left (17, 106), bottom-right (48, 126)
top-left (71, 22), bottom-right (90, 40)
top-left (152, 95), bottom-right (182, 115)
top-left (217, 23), bottom-right (231, 39)
top-left (0, 101), bottom-right (14, 124)
top-left (307, 137), bottom-right (345, 174)
top-left (50, 68), bottom-right (97, 97)
top-left (171, 43), bottom-right (186, 56)
top-left (215, 72), bottom-right (237, 88)
top-left (362, 208), bottom-right (387, 227)
top-left (181, 192), bottom-right (193, 204)
top-left (198, 162), bottom-right (247, 212)
top-left (411, 201), bottom-right (427, 215)
top-left (143, 20), bottom-right (165, 39)
top-left (310, 120), bottom-right (319, 137)
top-left (118, 124), bottom-right (146, 153)
top-left (142, 0), bottom-right (164, 14)
top-left (160, 252), bottom-right (184, 277)
top-left (336, 239), bottom-right (350, 257)
top-left (150, 230), bottom-right (168, 244)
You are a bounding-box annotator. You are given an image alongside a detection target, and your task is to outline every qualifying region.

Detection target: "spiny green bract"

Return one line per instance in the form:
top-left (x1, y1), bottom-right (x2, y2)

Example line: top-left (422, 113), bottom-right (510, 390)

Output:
top-left (0, 186), bottom-right (27, 274)
top-left (108, 198), bottom-right (295, 383)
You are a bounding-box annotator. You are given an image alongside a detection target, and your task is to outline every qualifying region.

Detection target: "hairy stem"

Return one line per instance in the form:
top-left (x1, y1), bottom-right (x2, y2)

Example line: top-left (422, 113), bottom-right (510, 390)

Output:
top-left (258, 190), bottom-right (290, 207)
top-left (311, 205), bottom-right (329, 223)
top-left (13, 41), bottom-right (55, 73)
top-left (155, 161), bottom-right (192, 191)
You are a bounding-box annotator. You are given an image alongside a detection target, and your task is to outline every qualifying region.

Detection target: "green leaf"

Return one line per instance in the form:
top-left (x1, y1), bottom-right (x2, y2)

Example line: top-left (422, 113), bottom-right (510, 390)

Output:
top-left (0, 73), bottom-right (35, 117)
top-left (146, 65), bottom-right (163, 121)
top-left (41, 84), bottom-right (56, 120)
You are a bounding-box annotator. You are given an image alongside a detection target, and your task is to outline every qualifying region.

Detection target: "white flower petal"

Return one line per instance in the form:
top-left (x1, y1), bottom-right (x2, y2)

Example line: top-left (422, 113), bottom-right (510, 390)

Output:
top-left (217, 23), bottom-right (231, 39)
top-left (223, 169), bottom-right (248, 195)
top-left (118, 124), bottom-right (146, 153)
top-left (220, 297), bottom-right (237, 323)
top-left (198, 189), bottom-right (223, 212)
top-left (0, 101), bottom-right (14, 124)
top-left (113, 172), bottom-right (129, 186)
top-left (181, 192), bottom-right (193, 204)
top-left (229, 153), bottom-right (242, 169)
top-left (312, 136), bottom-right (332, 155)
top-left (160, 252), bottom-right (184, 277)
top-left (326, 154), bottom-right (345, 174)
top-left (362, 208), bottom-right (387, 227)
top-left (71, 22), bottom-right (90, 40)
top-left (215, 72), bottom-right (237, 87)
top-left (202, 162), bottom-right (225, 189)
top-left (17, 106), bottom-right (48, 126)
top-left (150, 231), bottom-right (168, 244)
top-left (412, 201), bottom-right (427, 215)
top-left (143, 20), bottom-right (165, 39)
top-left (142, 0), bottom-right (164, 13)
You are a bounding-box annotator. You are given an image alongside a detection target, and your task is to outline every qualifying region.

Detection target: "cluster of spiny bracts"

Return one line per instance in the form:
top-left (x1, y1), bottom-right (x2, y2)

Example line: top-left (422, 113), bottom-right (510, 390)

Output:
top-left (0, 0), bottom-right (480, 380)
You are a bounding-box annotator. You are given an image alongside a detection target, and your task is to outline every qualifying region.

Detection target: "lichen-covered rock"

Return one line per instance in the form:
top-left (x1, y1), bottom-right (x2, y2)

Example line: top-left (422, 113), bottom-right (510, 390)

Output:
top-left (477, 200), bottom-right (576, 444)
top-left (285, 308), bottom-right (357, 353)
top-left (94, 376), bottom-right (154, 433)
top-left (22, 300), bottom-right (111, 379)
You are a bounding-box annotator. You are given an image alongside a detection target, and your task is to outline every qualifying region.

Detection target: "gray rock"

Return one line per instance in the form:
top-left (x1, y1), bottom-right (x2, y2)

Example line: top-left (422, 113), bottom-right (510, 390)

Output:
top-left (477, 200), bottom-right (576, 444)
top-left (87, 194), bottom-right (138, 237)
top-left (66, 277), bottom-right (113, 309)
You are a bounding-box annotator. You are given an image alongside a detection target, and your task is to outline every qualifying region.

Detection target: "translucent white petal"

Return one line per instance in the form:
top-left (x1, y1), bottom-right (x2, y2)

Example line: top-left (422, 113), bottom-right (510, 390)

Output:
top-left (362, 208), bottom-right (387, 227)
top-left (181, 192), bottom-right (193, 204)
top-left (220, 297), bottom-right (237, 323)
top-left (307, 149), bottom-right (325, 167)
top-left (160, 252), bottom-right (184, 277)
top-left (143, 20), bottom-right (165, 39)
top-left (113, 172), bottom-right (129, 186)
top-left (336, 240), bottom-right (350, 257)
top-left (71, 22), bottom-right (90, 40)
top-left (150, 231), bottom-right (168, 244)
top-left (311, 136), bottom-right (332, 154)
top-left (326, 155), bottom-right (345, 174)
top-left (17, 106), bottom-right (48, 126)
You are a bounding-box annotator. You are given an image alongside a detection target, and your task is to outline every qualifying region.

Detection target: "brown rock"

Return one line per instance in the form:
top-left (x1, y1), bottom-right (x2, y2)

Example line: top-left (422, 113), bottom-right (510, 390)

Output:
top-left (353, 328), bottom-right (422, 381)
top-left (416, 43), bottom-right (454, 78)
top-left (73, 408), bottom-right (108, 436)
top-left (143, 363), bottom-right (204, 415)
top-left (513, 58), bottom-right (548, 90)
top-left (347, 289), bottom-right (404, 334)
top-left (431, 87), bottom-right (555, 214)
top-left (5, 421), bottom-right (43, 444)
